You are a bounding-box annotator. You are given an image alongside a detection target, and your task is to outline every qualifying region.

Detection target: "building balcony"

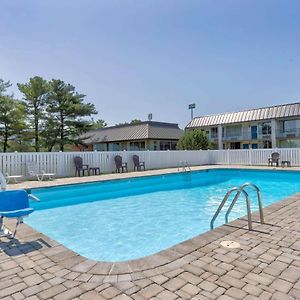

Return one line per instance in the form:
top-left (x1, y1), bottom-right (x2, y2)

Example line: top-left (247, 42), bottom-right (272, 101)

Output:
top-left (257, 133), bottom-right (271, 140)
top-left (222, 133), bottom-right (272, 141)
top-left (209, 135), bottom-right (218, 142)
top-left (277, 129), bottom-right (300, 139)
top-left (222, 133), bottom-right (251, 141)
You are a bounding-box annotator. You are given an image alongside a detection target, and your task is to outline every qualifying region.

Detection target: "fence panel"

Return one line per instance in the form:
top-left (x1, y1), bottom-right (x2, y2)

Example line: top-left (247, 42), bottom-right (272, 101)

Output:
top-left (1, 148), bottom-right (300, 178)
top-left (210, 148), bottom-right (300, 166)
top-left (0, 150), bottom-right (209, 178)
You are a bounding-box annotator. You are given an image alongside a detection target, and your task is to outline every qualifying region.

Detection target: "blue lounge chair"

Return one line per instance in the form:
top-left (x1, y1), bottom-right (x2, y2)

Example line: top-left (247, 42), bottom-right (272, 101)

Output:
top-left (0, 190), bottom-right (35, 238)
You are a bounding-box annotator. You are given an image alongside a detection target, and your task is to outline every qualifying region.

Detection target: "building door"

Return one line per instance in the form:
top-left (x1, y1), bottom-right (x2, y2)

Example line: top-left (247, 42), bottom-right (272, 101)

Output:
top-left (251, 126), bottom-right (258, 139)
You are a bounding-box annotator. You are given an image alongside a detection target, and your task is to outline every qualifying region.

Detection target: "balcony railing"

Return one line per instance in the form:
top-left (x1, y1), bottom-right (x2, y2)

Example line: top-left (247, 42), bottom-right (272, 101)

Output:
top-left (223, 133), bottom-right (251, 141)
top-left (222, 133), bottom-right (272, 141)
top-left (209, 127), bottom-right (300, 141)
top-left (210, 134), bottom-right (218, 141)
top-left (277, 129), bottom-right (300, 139)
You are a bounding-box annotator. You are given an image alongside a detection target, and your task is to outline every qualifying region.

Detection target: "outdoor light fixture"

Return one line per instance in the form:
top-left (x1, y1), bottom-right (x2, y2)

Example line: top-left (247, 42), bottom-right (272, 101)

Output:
top-left (188, 103), bottom-right (196, 120)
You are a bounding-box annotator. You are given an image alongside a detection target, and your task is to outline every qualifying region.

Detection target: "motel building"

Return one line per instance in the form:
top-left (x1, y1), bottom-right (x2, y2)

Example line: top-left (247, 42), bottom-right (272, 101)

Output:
top-left (76, 121), bottom-right (183, 151)
top-left (186, 102), bottom-right (300, 150)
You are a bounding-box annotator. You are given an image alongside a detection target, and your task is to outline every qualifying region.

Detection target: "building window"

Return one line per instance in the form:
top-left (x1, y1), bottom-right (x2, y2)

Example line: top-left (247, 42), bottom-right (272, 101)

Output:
top-left (211, 127), bottom-right (218, 138)
top-left (160, 141), bottom-right (170, 150)
top-left (159, 141), bottom-right (177, 150)
top-left (263, 140), bottom-right (272, 148)
top-left (129, 141), bottom-right (146, 151)
top-left (230, 142), bottom-right (240, 149)
top-left (109, 143), bottom-right (120, 151)
top-left (283, 120), bottom-right (297, 132)
top-left (93, 143), bottom-right (106, 151)
top-left (261, 122), bottom-right (271, 135)
top-left (226, 126), bottom-right (242, 138)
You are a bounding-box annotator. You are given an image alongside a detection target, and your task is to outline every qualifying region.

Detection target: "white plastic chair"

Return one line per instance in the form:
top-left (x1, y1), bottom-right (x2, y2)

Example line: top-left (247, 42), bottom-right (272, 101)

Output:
top-left (5, 172), bottom-right (23, 184)
top-left (26, 162), bottom-right (56, 181)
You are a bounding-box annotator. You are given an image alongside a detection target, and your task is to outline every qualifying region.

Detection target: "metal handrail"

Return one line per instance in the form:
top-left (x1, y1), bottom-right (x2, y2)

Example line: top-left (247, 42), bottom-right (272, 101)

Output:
top-left (28, 194), bottom-right (40, 202)
top-left (224, 190), bottom-right (242, 224)
top-left (239, 183), bottom-right (264, 223)
top-left (178, 161), bottom-right (191, 172)
top-left (185, 161), bottom-right (191, 172)
top-left (225, 183), bottom-right (264, 225)
top-left (210, 187), bottom-right (252, 230)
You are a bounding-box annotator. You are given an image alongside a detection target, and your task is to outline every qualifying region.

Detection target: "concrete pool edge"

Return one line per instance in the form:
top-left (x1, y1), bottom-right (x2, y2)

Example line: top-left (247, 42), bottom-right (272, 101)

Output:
top-left (7, 164), bottom-right (300, 191)
top-left (3, 188), bottom-right (299, 283)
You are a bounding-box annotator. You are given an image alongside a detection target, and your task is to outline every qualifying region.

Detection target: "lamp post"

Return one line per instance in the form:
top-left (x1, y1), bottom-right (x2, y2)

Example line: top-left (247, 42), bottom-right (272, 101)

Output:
top-left (188, 103), bottom-right (196, 120)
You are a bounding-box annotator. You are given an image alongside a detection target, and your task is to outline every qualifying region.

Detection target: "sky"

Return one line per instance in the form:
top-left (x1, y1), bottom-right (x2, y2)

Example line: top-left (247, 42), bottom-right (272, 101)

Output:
top-left (1, 0), bottom-right (300, 128)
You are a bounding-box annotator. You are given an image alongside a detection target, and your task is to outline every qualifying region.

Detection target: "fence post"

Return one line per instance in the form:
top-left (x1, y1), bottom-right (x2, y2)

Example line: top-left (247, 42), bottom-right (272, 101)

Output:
top-left (57, 151), bottom-right (63, 177)
top-left (227, 149), bottom-right (230, 165)
top-left (249, 149), bottom-right (252, 166)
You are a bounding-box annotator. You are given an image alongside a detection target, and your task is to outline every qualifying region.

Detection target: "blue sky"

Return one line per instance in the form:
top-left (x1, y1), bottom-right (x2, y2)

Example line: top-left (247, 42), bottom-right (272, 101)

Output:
top-left (1, 0), bottom-right (299, 128)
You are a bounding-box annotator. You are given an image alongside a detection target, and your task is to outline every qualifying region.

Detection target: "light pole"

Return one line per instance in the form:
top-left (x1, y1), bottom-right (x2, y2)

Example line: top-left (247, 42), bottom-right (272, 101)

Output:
top-left (188, 103), bottom-right (196, 120)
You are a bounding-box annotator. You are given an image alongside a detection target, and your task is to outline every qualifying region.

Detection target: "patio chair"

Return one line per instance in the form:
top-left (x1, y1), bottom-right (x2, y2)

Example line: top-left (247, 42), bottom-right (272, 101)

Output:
top-left (268, 152), bottom-right (280, 167)
top-left (114, 155), bottom-right (128, 173)
top-left (5, 172), bottom-right (23, 184)
top-left (0, 190), bottom-right (35, 238)
top-left (132, 155), bottom-right (145, 171)
top-left (74, 156), bottom-right (89, 176)
top-left (26, 162), bottom-right (56, 181)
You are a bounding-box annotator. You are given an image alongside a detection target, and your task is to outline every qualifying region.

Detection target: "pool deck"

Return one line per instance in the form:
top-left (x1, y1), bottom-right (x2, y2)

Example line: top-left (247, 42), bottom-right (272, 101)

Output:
top-left (1, 165), bottom-right (300, 299)
top-left (6, 164), bottom-right (300, 190)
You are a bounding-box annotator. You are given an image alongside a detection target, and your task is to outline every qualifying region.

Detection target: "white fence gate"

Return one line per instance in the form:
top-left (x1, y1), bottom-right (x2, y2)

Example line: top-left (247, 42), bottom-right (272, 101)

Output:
top-left (0, 148), bottom-right (299, 178)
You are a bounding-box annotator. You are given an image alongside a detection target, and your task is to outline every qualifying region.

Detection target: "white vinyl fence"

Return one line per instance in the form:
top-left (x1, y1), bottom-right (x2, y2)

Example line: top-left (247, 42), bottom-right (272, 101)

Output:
top-left (209, 148), bottom-right (300, 166)
top-left (0, 150), bottom-right (209, 178)
top-left (0, 148), bottom-right (299, 178)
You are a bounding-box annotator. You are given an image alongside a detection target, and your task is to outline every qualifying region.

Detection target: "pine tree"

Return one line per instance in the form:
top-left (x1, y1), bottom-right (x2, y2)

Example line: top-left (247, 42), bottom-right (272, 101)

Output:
top-left (47, 79), bottom-right (97, 151)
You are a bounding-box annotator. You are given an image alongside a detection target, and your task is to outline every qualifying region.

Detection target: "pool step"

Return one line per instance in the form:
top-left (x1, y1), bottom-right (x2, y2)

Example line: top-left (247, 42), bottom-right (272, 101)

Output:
top-left (210, 182), bottom-right (264, 231)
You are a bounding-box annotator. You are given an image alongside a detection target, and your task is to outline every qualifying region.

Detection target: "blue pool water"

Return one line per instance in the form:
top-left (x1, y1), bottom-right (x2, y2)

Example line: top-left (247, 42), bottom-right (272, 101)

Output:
top-left (26, 169), bottom-right (300, 261)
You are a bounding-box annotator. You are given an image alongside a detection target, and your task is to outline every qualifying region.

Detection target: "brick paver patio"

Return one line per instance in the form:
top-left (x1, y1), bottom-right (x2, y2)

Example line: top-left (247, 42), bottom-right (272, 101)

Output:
top-left (1, 168), bottom-right (300, 299)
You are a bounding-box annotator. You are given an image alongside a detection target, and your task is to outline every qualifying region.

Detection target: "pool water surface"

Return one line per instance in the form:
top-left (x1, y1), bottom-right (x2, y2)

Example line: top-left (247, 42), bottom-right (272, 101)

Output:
top-left (26, 169), bottom-right (300, 261)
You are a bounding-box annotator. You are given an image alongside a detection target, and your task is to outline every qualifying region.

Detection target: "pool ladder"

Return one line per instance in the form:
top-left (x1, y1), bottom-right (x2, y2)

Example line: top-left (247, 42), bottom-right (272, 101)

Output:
top-left (210, 183), bottom-right (264, 231)
top-left (178, 161), bottom-right (191, 172)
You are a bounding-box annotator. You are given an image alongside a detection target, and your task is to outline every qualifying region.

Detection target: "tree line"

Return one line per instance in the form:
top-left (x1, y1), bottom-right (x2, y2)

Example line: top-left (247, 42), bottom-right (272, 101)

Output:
top-left (0, 76), bottom-right (148, 153)
top-left (0, 76), bottom-right (98, 152)
top-left (1, 75), bottom-right (209, 152)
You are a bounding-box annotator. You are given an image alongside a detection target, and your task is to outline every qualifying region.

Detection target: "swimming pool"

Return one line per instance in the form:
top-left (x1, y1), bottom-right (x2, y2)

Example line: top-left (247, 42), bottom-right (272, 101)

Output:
top-left (26, 168), bottom-right (300, 262)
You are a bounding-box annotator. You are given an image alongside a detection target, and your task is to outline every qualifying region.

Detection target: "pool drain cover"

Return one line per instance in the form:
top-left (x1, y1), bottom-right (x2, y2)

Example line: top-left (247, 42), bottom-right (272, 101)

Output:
top-left (220, 240), bottom-right (240, 249)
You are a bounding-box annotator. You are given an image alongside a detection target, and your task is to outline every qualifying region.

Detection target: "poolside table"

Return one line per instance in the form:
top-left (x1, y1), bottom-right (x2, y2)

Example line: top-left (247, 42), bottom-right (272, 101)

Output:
top-left (88, 167), bottom-right (101, 175)
top-left (281, 160), bottom-right (291, 167)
